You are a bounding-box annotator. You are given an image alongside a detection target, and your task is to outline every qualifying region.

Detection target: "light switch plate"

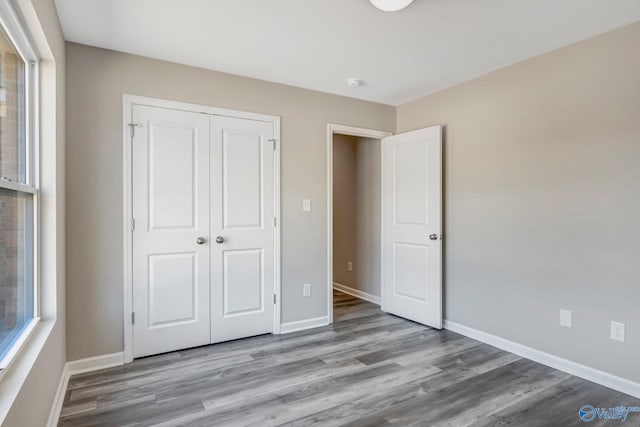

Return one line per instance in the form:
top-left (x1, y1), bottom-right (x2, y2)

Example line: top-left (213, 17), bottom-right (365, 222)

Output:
top-left (560, 309), bottom-right (572, 328)
top-left (348, 261), bottom-right (353, 272)
top-left (303, 199), bottom-right (311, 212)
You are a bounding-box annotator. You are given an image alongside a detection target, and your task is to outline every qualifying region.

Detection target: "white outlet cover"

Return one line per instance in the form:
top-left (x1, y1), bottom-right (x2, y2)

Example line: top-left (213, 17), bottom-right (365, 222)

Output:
top-left (303, 283), bottom-right (311, 297)
top-left (348, 261), bottom-right (353, 272)
top-left (560, 309), bottom-right (572, 328)
top-left (303, 199), bottom-right (311, 212)
top-left (611, 321), bottom-right (625, 342)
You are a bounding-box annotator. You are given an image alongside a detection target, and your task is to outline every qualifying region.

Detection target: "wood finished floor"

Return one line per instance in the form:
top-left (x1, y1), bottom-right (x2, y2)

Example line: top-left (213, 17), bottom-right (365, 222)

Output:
top-left (59, 291), bottom-right (640, 426)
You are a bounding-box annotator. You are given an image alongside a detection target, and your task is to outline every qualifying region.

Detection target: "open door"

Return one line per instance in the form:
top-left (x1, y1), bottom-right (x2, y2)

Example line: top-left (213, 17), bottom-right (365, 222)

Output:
top-left (381, 125), bottom-right (442, 329)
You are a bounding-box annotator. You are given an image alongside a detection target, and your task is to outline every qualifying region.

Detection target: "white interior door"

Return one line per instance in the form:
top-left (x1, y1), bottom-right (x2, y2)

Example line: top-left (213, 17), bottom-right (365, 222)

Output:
top-left (132, 105), bottom-right (211, 357)
top-left (210, 115), bottom-right (276, 343)
top-left (381, 125), bottom-right (443, 328)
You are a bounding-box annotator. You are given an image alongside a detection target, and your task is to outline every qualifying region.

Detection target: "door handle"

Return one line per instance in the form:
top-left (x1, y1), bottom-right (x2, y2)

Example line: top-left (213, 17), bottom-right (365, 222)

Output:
top-left (429, 234), bottom-right (438, 241)
top-left (215, 236), bottom-right (225, 244)
top-left (196, 237), bottom-right (206, 245)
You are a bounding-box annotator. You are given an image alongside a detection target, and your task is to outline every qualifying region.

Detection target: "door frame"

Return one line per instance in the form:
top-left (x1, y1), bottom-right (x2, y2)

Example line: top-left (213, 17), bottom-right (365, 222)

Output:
top-left (326, 124), bottom-right (392, 324)
top-left (123, 95), bottom-right (281, 363)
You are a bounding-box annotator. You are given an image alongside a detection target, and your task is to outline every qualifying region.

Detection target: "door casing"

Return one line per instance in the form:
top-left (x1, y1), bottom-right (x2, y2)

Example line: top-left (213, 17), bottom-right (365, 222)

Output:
top-left (123, 95), bottom-right (281, 363)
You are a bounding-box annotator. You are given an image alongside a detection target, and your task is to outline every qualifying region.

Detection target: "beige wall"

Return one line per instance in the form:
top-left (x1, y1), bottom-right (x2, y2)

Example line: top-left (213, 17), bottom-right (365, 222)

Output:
top-left (355, 138), bottom-right (382, 298)
top-left (333, 135), bottom-right (382, 298)
top-left (333, 135), bottom-right (358, 289)
top-left (65, 42), bottom-right (395, 360)
top-left (397, 22), bottom-right (640, 382)
top-left (1, 0), bottom-right (66, 425)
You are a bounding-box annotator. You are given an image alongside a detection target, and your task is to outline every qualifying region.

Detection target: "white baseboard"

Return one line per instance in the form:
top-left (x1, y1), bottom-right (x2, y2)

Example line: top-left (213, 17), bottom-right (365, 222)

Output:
top-left (444, 320), bottom-right (640, 399)
top-left (66, 352), bottom-right (125, 376)
top-left (333, 282), bottom-right (381, 305)
top-left (46, 352), bottom-right (125, 427)
top-left (46, 364), bottom-right (69, 427)
top-left (280, 316), bottom-right (329, 334)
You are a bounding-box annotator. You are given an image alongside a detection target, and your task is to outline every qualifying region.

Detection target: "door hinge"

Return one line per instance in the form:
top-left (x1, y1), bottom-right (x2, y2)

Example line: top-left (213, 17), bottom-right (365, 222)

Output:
top-left (131, 312), bottom-right (135, 324)
top-left (131, 218), bottom-right (136, 232)
top-left (128, 123), bottom-right (140, 138)
top-left (268, 138), bottom-right (277, 150)
top-left (273, 294), bottom-right (276, 304)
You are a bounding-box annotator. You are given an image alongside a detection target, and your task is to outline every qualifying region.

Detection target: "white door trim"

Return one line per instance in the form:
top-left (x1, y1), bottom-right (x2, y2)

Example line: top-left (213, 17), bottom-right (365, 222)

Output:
top-left (123, 95), bottom-right (281, 363)
top-left (326, 124), bottom-right (392, 324)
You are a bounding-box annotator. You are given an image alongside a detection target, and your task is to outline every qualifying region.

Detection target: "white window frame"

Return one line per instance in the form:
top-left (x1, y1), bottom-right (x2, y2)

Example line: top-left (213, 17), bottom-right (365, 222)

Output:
top-left (0, 0), bottom-right (40, 373)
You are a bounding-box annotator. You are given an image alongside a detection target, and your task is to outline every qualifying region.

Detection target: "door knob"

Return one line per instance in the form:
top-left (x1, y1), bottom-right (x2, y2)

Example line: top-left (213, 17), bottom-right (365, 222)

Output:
top-left (196, 237), bottom-right (206, 245)
top-left (215, 236), bottom-right (225, 244)
top-left (429, 234), bottom-right (438, 241)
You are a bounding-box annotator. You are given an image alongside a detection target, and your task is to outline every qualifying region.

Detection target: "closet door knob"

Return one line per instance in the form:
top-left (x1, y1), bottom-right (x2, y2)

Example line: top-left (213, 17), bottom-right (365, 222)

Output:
top-left (215, 236), bottom-right (225, 244)
top-left (429, 234), bottom-right (438, 241)
top-left (196, 237), bottom-right (206, 245)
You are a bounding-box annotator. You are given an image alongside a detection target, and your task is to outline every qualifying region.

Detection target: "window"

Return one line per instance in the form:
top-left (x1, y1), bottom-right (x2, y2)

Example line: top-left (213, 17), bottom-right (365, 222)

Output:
top-left (0, 5), bottom-right (38, 369)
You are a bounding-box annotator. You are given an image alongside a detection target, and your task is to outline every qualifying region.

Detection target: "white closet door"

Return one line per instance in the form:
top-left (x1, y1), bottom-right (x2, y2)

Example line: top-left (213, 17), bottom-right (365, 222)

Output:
top-left (381, 125), bottom-right (443, 329)
top-left (210, 115), bottom-right (275, 343)
top-left (132, 105), bottom-right (211, 358)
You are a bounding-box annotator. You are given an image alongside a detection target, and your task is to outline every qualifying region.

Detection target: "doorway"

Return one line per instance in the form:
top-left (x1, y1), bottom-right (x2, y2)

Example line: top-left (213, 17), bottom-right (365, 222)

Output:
top-left (327, 124), bottom-right (444, 328)
top-left (327, 125), bottom-right (391, 321)
top-left (332, 133), bottom-right (383, 311)
top-left (123, 96), bottom-right (281, 361)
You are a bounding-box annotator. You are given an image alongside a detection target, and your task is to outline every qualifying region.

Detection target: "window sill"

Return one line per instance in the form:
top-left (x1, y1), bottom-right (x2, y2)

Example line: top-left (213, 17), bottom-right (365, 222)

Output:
top-left (0, 317), bottom-right (41, 376)
top-left (0, 319), bottom-right (55, 423)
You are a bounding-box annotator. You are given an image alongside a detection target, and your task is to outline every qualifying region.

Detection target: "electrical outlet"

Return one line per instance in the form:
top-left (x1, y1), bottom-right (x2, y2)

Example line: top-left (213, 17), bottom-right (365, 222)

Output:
top-left (303, 199), bottom-right (311, 212)
top-left (303, 283), bottom-right (311, 297)
top-left (611, 321), bottom-right (625, 342)
top-left (560, 309), bottom-right (572, 328)
top-left (348, 261), bottom-right (353, 272)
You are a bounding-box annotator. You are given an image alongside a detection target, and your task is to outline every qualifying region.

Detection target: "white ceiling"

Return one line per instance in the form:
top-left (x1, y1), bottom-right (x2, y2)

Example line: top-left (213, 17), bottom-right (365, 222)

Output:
top-left (54, 0), bottom-right (640, 106)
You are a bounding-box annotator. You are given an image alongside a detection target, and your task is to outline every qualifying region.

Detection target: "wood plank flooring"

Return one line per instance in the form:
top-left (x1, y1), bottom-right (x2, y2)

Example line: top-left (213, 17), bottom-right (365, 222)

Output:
top-left (58, 291), bottom-right (640, 426)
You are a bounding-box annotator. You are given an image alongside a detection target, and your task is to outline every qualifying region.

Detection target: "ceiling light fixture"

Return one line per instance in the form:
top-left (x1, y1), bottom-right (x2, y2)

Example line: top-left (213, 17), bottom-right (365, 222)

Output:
top-left (369, 0), bottom-right (414, 12)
